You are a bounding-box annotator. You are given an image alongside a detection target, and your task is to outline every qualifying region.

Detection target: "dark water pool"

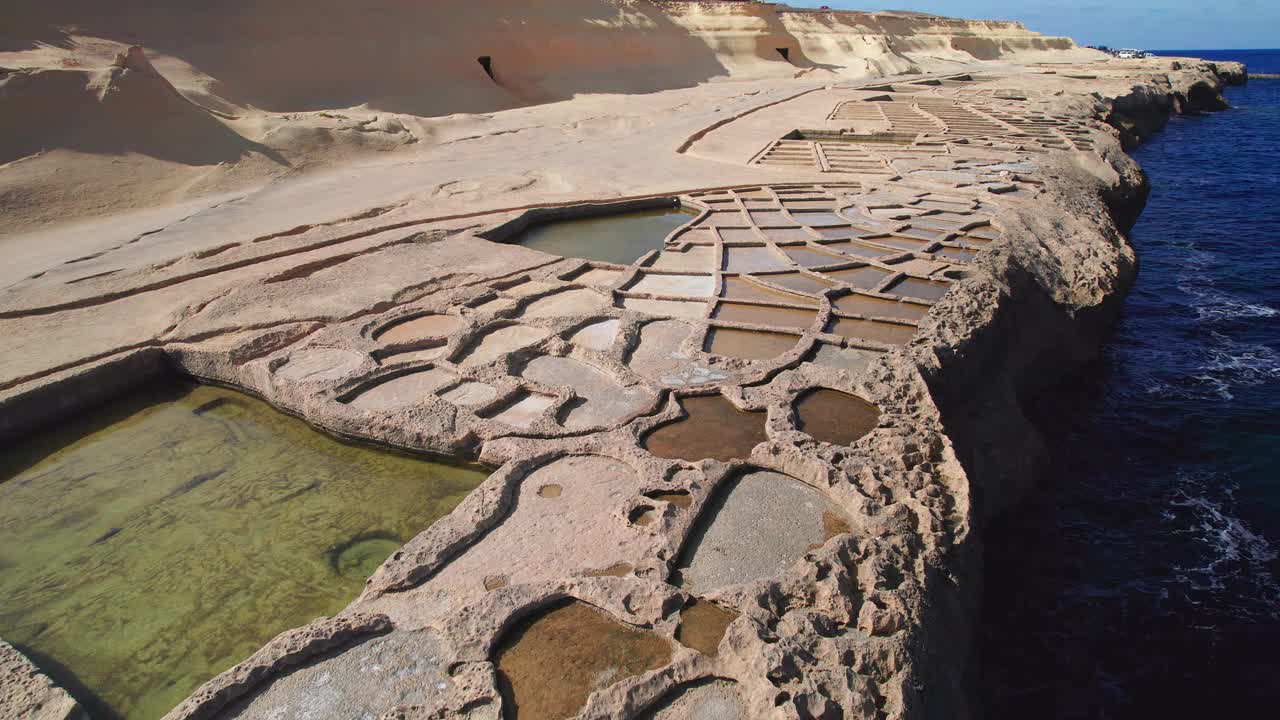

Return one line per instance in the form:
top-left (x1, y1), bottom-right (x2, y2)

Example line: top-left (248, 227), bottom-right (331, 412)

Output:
top-left (980, 75), bottom-right (1280, 716)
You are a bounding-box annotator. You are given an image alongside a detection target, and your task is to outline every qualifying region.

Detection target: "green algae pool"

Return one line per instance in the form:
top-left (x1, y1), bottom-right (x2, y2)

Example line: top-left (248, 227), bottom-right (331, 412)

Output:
top-left (0, 382), bottom-right (489, 720)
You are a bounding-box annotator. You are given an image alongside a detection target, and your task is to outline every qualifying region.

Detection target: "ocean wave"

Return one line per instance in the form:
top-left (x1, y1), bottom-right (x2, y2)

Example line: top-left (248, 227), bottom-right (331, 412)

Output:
top-left (1169, 470), bottom-right (1280, 618)
top-left (1141, 334), bottom-right (1279, 401)
top-left (1182, 286), bottom-right (1278, 321)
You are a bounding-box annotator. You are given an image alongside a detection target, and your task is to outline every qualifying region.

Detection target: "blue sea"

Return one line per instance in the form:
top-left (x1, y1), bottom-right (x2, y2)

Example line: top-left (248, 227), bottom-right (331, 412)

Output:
top-left (1150, 48), bottom-right (1280, 75)
top-left (980, 51), bottom-right (1280, 716)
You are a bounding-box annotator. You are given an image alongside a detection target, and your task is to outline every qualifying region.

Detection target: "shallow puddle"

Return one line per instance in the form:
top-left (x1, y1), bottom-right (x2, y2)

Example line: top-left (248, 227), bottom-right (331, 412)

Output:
top-left (704, 327), bottom-right (798, 361)
top-left (509, 207), bottom-right (693, 266)
top-left (794, 388), bottom-right (882, 446)
top-left (720, 277), bottom-right (818, 306)
top-left (887, 276), bottom-right (950, 301)
top-left (827, 316), bottom-right (917, 345)
top-left (819, 265), bottom-right (893, 290)
top-left (832, 294), bottom-right (929, 322)
top-left (0, 383), bottom-right (488, 720)
top-left (642, 395), bottom-right (768, 463)
top-left (675, 600), bottom-right (738, 657)
top-left (761, 271), bottom-right (836, 295)
top-left (494, 601), bottom-right (671, 720)
top-left (712, 302), bottom-right (816, 330)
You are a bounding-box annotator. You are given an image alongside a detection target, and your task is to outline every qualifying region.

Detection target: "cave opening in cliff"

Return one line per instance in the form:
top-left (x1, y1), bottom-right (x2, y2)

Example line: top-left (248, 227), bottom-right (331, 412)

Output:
top-left (477, 55), bottom-right (495, 81)
top-left (776, 47), bottom-right (791, 62)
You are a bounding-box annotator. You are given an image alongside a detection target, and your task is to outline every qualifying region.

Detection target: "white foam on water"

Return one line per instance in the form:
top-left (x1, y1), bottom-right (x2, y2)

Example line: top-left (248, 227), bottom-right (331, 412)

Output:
top-left (1169, 469), bottom-right (1280, 619)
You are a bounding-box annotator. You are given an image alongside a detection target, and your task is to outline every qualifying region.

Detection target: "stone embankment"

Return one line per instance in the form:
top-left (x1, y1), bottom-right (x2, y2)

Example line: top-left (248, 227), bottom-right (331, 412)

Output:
top-left (0, 2), bottom-right (1246, 718)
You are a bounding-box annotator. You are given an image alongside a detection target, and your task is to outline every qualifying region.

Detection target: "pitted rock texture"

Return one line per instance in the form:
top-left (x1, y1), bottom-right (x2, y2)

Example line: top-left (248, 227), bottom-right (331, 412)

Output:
top-left (0, 640), bottom-right (84, 720)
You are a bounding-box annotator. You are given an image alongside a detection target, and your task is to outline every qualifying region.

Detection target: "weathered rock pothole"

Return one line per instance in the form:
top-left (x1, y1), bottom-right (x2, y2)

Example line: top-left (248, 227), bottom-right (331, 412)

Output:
top-left (674, 599), bottom-right (739, 657)
top-left (494, 600), bottom-right (671, 720)
top-left (673, 468), bottom-right (850, 594)
top-left (641, 395), bottom-right (768, 463)
top-left (0, 383), bottom-right (487, 720)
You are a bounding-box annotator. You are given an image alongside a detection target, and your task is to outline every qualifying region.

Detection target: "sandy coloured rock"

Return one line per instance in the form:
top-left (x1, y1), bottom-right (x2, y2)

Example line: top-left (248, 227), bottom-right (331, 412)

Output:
top-left (0, 2), bottom-right (1248, 719)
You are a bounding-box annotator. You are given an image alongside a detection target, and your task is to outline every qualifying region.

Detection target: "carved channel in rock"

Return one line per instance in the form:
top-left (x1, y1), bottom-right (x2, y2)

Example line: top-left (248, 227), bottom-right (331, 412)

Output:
top-left (494, 600), bottom-right (671, 720)
top-left (0, 382), bottom-right (488, 720)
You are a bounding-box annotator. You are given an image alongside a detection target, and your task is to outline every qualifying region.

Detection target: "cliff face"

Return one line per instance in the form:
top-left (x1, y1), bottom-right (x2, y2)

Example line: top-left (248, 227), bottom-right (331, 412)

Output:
top-left (1, 0), bottom-right (1093, 117)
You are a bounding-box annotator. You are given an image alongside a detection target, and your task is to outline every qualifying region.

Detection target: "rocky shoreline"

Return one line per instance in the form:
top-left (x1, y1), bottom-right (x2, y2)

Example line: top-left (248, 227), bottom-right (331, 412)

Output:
top-left (0, 5), bottom-right (1246, 718)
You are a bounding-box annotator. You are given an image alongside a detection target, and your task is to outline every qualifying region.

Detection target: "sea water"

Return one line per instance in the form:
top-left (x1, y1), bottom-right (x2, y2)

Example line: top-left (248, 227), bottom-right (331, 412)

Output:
top-left (981, 55), bottom-right (1280, 716)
